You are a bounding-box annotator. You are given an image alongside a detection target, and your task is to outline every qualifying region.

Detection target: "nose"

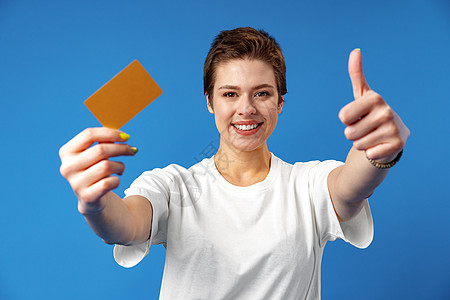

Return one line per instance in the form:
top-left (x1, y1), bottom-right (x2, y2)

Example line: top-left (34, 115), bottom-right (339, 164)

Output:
top-left (236, 94), bottom-right (256, 116)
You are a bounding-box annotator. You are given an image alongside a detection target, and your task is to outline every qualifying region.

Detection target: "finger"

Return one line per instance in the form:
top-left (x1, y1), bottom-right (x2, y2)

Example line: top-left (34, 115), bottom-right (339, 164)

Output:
top-left (352, 122), bottom-right (401, 153)
top-left (84, 160), bottom-right (125, 183)
top-left (339, 93), bottom-right (375, 125)
top-left (60, 127), bottom-right (130, 156)
top-left (344, 115), bottom-right (379, 141)
top-left (60, 143), bottom-right (135, 179)
top-left (71, 161), bottom-right (124, 200)
top-left (78, 177), bottom-right (121, 212)
top-left (348, 49), bottom-right (371, 99)
top-left (352, 127), bottom-right (384, 151)
top-left (343, 100), bottom-right (388, 141)
top-left (88, 176), bottom-right (121, 198)
top-left (76, 143), bottom-right (136, 170)
top-left (365, 143), bottom-right (402, 161)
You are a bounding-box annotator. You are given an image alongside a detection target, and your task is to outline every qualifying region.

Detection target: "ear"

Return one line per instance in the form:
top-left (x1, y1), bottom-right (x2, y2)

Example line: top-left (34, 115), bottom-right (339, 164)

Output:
top-left (277, 96), bottom-right (284, 114)
top-left (206, 93), bottom-right (214, 114)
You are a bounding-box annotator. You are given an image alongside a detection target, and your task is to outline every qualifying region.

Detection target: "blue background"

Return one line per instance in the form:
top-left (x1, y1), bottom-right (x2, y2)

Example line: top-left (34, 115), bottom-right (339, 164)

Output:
top-left (1, 0), bottom-right (449, 299)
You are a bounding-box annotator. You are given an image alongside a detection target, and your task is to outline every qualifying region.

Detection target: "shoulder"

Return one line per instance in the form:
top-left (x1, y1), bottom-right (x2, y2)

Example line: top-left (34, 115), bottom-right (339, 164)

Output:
top-left (272, 154), bottom-right (343, 179)
top-left (125, 159), bottom-right (213, 199)
top-left (133, 157), bottom-right (213, 184)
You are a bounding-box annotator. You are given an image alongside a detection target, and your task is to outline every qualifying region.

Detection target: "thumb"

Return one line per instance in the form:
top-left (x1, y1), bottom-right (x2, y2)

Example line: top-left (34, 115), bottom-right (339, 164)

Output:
top-left (348, 48), bottom-right (371, 99)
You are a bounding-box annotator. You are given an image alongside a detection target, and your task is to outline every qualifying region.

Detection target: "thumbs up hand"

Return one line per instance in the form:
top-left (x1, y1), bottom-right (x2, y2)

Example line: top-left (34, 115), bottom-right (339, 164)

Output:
top-left (338, 49), bottom-right (410, 163)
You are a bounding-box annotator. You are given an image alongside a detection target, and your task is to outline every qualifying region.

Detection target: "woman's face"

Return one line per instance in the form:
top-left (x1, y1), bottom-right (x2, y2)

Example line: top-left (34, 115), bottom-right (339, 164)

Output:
top-left (207, 59), bottom-right (283, 153)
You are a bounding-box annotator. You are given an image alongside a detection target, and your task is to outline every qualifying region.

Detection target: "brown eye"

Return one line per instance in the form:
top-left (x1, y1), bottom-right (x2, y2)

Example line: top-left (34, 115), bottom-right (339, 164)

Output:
top-left (224, 92), bottom-right (237, 97)
top-left (255, 91), bottom-right (270, 97)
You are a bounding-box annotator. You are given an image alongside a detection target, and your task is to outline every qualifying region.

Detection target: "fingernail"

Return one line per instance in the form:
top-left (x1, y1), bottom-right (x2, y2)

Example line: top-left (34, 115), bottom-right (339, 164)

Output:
top-left (120, 132), bottom-right (130, 141)
top-left (130, 146), bottom-right (138, 154)
top-left (354, 48), bottom-right (361, 52)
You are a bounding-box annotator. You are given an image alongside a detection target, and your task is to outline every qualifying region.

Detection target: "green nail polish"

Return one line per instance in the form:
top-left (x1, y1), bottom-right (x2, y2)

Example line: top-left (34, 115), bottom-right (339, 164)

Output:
top-left (120, 132), bottom-right (130, 141)
top-left (130, 146), bottom-right (138, 154)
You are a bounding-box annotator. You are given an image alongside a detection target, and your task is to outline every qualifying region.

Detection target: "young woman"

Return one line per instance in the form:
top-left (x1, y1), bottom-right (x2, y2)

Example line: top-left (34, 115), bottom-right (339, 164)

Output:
top-left (59, 27), bottom-right (410, 299)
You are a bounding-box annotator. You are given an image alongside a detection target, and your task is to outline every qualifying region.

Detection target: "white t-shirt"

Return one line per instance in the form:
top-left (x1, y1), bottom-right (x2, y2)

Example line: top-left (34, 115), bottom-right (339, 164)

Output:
top-left (114, 153), bottom-right (373, 299)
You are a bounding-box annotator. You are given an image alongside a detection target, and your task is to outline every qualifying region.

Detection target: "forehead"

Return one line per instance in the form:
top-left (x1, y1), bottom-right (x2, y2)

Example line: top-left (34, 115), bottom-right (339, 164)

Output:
top-left (214, 59), bottom-right (276, 88)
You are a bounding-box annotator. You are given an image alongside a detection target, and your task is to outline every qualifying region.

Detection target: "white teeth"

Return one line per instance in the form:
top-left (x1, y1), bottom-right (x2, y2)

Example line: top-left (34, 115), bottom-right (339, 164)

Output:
top-left (234, 123), bottom-right (259, 131)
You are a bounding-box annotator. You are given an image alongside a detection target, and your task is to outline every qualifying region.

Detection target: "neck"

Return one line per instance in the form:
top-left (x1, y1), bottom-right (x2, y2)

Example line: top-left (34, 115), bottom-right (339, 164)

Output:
top-left (214, 142), bottom-right (271, 187)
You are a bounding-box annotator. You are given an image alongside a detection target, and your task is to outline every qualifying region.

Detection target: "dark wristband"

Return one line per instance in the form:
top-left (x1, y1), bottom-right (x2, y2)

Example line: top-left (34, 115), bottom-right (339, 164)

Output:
top-left (366, 150), bottom-right (403, 169)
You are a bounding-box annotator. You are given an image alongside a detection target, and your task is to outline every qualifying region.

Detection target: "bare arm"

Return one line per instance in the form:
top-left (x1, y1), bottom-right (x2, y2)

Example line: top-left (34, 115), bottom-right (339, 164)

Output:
top-left (328, 49), bottom-right (410, 221)
top-left (59, 127), bottom-right (152, 245)
top-left (82, 193), bottom-right (152, 245)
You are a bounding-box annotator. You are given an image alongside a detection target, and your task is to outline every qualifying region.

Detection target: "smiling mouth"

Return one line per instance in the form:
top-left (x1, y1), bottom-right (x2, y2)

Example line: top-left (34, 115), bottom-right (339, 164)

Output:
top-left (232, 123), bottom-right (263, 131)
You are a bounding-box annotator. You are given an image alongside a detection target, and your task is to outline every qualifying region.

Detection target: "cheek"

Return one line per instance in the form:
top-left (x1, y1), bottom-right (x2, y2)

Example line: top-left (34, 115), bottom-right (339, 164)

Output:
top-left (214, 109), bottom-right (231, 131)
top-left (258, 103), bottom-right (279, 120)
top-left (215, 104), bottom-right (233, 121)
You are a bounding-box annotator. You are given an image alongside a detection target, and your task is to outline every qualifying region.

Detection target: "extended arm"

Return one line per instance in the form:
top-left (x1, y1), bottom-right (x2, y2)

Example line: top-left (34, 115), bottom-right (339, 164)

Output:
top-left (328, 49), bottom-right (410, 221)
top-left (82, 192), bottom-right (152, 245)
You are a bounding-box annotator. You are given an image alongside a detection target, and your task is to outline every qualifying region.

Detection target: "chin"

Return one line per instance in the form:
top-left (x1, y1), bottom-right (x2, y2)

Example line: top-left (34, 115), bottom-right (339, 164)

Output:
top-left (230, 140), bottom-right (266, 153)
top-left (219, 128), bottom-right (270, 153)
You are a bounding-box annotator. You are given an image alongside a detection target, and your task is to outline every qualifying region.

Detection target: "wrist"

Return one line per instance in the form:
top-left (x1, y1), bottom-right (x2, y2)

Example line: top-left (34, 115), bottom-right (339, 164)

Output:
top-left (366, 150), bottom-right (403, 169)
top-left (78, 200), bottom-right (106, 216)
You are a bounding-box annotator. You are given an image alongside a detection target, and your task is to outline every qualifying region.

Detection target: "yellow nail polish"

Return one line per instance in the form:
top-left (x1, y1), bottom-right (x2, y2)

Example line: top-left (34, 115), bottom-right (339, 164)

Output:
top-left (130, 146), bottom-right (138, 154)
top-left (120, 132), bottom-right (130, 141)
top-left (354, 48), bottom-right (361, 52)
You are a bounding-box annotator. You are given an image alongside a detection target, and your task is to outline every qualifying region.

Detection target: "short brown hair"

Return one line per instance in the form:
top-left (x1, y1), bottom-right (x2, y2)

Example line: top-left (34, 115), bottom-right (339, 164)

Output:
top-left (203, 27), bottom-right (287, 105)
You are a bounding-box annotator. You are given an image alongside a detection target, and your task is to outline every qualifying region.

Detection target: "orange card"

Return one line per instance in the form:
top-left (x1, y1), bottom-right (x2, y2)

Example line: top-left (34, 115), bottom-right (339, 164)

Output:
top-left (84, 60), bottom-right (163, 129)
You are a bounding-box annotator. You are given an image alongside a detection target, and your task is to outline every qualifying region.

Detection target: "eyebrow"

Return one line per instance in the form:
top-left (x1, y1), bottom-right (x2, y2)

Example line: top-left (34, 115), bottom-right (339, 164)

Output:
top-left (218, 84), bottom-right (275, 90)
